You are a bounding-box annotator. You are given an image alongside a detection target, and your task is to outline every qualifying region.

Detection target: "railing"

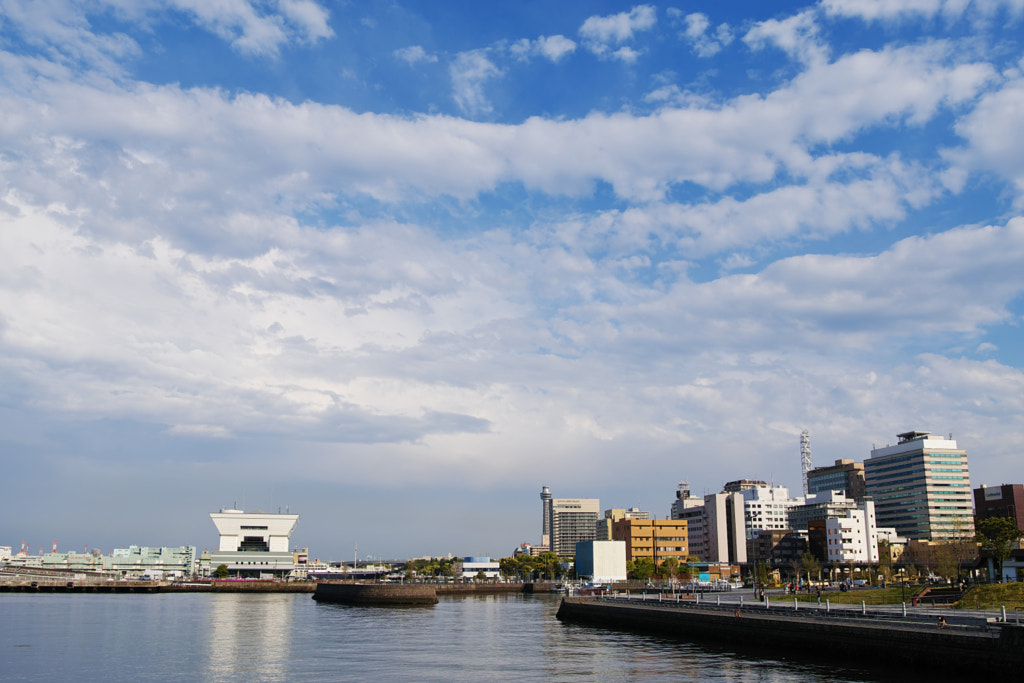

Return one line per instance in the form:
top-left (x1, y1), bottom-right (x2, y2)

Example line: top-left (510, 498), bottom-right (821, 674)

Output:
top-left (593, 593), bottom-right (1005, 634)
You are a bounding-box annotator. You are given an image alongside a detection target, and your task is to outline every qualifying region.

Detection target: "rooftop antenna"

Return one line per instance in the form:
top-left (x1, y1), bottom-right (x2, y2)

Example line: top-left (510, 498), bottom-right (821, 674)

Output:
top-left (800, 430), bottom-right (812, 496)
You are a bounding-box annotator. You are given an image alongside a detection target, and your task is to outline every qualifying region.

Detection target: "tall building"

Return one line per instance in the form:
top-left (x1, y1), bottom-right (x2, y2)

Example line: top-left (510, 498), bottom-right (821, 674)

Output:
top-left (974, 484), bottom-right (1024, 530)
top-left (670, 481), bottom-right (707, 560)
top-left (722, 479), bottom-right (767, 493)
top-left (704, 492), bottom-right (747, 564)
top-left (670, 481), bottom-right (704, 519)
top-left (596, 507), bottom-right (650, 541)
top-left (543, 495), bottom-right (600, 556)
top-left (741, 485), bottom-right (802, 536)
top-left (209, 507), bottom-right (299, 578)
top-left (807, 459), bottom-right (866, 501)
top-left (864, 431), bottom-right (973, 541)
top-left (611, 518), bottom-right (688, 565)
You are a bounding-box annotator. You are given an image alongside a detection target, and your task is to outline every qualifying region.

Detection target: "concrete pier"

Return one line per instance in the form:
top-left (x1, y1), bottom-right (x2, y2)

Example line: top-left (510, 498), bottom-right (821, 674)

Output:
top-left (556, 596), bottom-right (1024, 675)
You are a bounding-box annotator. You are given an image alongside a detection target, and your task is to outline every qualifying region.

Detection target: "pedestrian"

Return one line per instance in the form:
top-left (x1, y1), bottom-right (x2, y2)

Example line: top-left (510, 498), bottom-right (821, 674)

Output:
top-left (816, 588), bottom-right (821, 606)
top-left (937, 616), bottom-right (947, 630)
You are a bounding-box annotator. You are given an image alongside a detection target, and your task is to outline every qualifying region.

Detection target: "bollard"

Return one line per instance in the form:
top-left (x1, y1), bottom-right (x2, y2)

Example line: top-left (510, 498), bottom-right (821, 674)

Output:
top-left (861, 601), bottom-right (866, 615)
top-left (696, 593), bottom-right (700, 605)
top-left (826, 599), bottom-right (830, 613)
top-left (794, 598), bottom-right (798, 611)
top-left (740, 596), bottom-right (744, 607)
top-left (659, 594), bottom-right (662, 602)
top-left (1002, 605), bottom-right (1007, 622)
top-left (717, 595), bottom-right (720, 606)
top-left (902, 602), bottom-right (907, 617)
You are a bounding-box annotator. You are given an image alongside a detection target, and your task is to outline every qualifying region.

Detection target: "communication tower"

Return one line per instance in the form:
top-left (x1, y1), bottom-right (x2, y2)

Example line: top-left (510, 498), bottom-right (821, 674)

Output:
top-left (800, 430), bottom-right (812, 496)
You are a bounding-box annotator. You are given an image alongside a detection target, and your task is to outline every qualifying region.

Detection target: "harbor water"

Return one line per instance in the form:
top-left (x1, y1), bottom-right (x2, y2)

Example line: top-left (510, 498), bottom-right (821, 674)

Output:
top-left (1, 592), bottom-right (939, 681)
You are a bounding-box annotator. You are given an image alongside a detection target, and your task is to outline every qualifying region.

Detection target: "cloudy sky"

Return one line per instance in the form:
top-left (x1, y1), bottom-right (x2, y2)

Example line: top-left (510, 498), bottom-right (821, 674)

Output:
top-left (2, 0), bottom-right (1023, 561)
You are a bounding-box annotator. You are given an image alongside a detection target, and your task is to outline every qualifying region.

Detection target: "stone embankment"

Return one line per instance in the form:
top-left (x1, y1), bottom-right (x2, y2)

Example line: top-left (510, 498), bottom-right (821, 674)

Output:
top-left (556, 595), bottom-right (1024, 676)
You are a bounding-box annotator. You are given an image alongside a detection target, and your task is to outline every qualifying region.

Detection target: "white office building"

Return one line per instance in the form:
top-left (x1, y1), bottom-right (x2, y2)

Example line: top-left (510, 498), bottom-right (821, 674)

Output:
top-left (742, 485), bottom-right (803, 537)
top-left (456, 556), bottom-right (501, 579)
top-left (826, 500), bottom-right (880, 564)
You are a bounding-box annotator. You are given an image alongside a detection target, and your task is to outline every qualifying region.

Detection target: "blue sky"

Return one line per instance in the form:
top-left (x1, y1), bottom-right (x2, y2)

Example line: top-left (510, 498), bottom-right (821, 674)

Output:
top-left (2, 0), bottom-right (1024, 561)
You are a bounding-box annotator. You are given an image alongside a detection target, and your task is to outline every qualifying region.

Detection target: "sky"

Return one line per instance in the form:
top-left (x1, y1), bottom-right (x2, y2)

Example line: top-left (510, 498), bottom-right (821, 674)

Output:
top-left (2, 0), bottom-right (1024, 562)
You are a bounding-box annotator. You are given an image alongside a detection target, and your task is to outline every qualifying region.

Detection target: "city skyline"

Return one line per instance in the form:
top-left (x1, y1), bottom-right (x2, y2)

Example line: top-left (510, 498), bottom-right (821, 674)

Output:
top-left (2, 1), bottom-right (1024, 557)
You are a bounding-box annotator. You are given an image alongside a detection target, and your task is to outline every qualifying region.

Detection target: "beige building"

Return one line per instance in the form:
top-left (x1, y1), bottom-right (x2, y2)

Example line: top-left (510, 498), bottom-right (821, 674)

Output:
top-left (596, 507), bottom-right (650, 541)
top-left (612, 518), bottom-right (688, 565)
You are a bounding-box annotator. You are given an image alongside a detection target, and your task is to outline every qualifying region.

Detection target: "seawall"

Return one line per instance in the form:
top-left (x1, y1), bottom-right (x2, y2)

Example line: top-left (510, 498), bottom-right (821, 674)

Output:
top-left (556, 596), bottom-right (1024, 676)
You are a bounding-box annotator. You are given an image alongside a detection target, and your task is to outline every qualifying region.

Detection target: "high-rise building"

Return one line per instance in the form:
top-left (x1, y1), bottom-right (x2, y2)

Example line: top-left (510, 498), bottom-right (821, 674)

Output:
top-left (670, 481), bottom-right (704, 520)
top-left (864, 431), bottom-right (973, 541)
top-left (704, 492), bottom-right (747, 564)
top-left (670, 481), bottom-right (707, 560)
top-left (741, 485), bottom-right (802, 536)
top-left (807, 459), bottom-right (866, 501)
top-left (543, 495), bottom-right (600, 556)
top-left (722, 479), bottom-right (767, 493)
top-left (611, 518), bottom-right (688, 564)
top-left (974, 484), bottom-right (1024, 530)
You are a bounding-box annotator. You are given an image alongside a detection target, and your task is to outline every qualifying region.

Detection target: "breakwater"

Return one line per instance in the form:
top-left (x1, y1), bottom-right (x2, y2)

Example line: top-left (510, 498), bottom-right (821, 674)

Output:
top-left (556, 596), bottom-right (1024, 675)
top-left (313, 582), bottom-right (438, 605)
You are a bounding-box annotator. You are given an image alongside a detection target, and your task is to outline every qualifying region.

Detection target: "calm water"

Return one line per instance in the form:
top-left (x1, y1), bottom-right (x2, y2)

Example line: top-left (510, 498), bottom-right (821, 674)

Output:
top-left (2, 592), bottom-right (906, 681)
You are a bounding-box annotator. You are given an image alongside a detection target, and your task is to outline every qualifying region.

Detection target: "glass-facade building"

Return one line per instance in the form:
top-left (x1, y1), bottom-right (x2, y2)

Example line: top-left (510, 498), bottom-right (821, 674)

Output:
top-left (864, 431), bottom-right (973, 541)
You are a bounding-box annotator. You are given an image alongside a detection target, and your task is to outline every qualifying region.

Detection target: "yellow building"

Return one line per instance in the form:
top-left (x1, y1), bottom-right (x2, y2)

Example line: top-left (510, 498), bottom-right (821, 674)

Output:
top-left (612, 518), bottom-right (688, 564)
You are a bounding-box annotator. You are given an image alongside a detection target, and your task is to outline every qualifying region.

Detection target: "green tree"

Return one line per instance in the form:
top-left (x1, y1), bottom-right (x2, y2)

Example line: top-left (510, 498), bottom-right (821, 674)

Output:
top-left (799, 552), bottom-right (820, 584)
top-left (659, 557), bottom-right (679, 579)
top-left (627, 557), bottom-right (656, 581)
top-left (976, 517), bottom-right (1023, 582)
top-left (213, 564), bottom-right (229, 579)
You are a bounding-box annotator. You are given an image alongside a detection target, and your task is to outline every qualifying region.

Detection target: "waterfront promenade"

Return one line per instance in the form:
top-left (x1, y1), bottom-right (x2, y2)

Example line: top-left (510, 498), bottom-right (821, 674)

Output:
top-left (557, 590), bottom-right (1024, 676)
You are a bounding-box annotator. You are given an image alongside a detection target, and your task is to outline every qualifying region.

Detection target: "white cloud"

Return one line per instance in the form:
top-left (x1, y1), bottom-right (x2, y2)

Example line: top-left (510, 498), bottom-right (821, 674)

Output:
top-left (449, 50), bottom-right (503, 115)
top-left (579, 5), bottom-right (657, 57)
top-left (394, 45), bottom-right (438, 65)
top-left (0, 0), bottom-right (334, 61)
top-left (744, 10), bottom-right (827, 65)
top-left (946, 75), bottom-right (1024, 206)
top-left (536, 35), bottom-right (577, 62)
top-left (822, 0), bottom-right (1024, 23)
top-left (277, 0), bottom-right (333, 42)
top-left (679, 12), bottom-right (733, 58)
top-left (509, 35), bottom-right (577, 63)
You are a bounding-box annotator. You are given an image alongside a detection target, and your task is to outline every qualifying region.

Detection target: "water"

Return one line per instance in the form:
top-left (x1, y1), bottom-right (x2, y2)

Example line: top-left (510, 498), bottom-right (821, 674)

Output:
top-left (2, 592), bottom-right (902, 681)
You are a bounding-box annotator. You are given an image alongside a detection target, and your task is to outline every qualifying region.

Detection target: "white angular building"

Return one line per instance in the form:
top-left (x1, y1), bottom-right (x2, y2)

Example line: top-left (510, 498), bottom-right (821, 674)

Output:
top-left (826, 500), bottom-right (880, 564)
top-left (208, 507), bottom-right (299, 579)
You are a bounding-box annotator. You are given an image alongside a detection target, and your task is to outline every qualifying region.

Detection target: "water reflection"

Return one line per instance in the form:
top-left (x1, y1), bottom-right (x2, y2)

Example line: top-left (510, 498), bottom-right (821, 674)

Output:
top-left (203, 593), bottom-right (296, 682)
